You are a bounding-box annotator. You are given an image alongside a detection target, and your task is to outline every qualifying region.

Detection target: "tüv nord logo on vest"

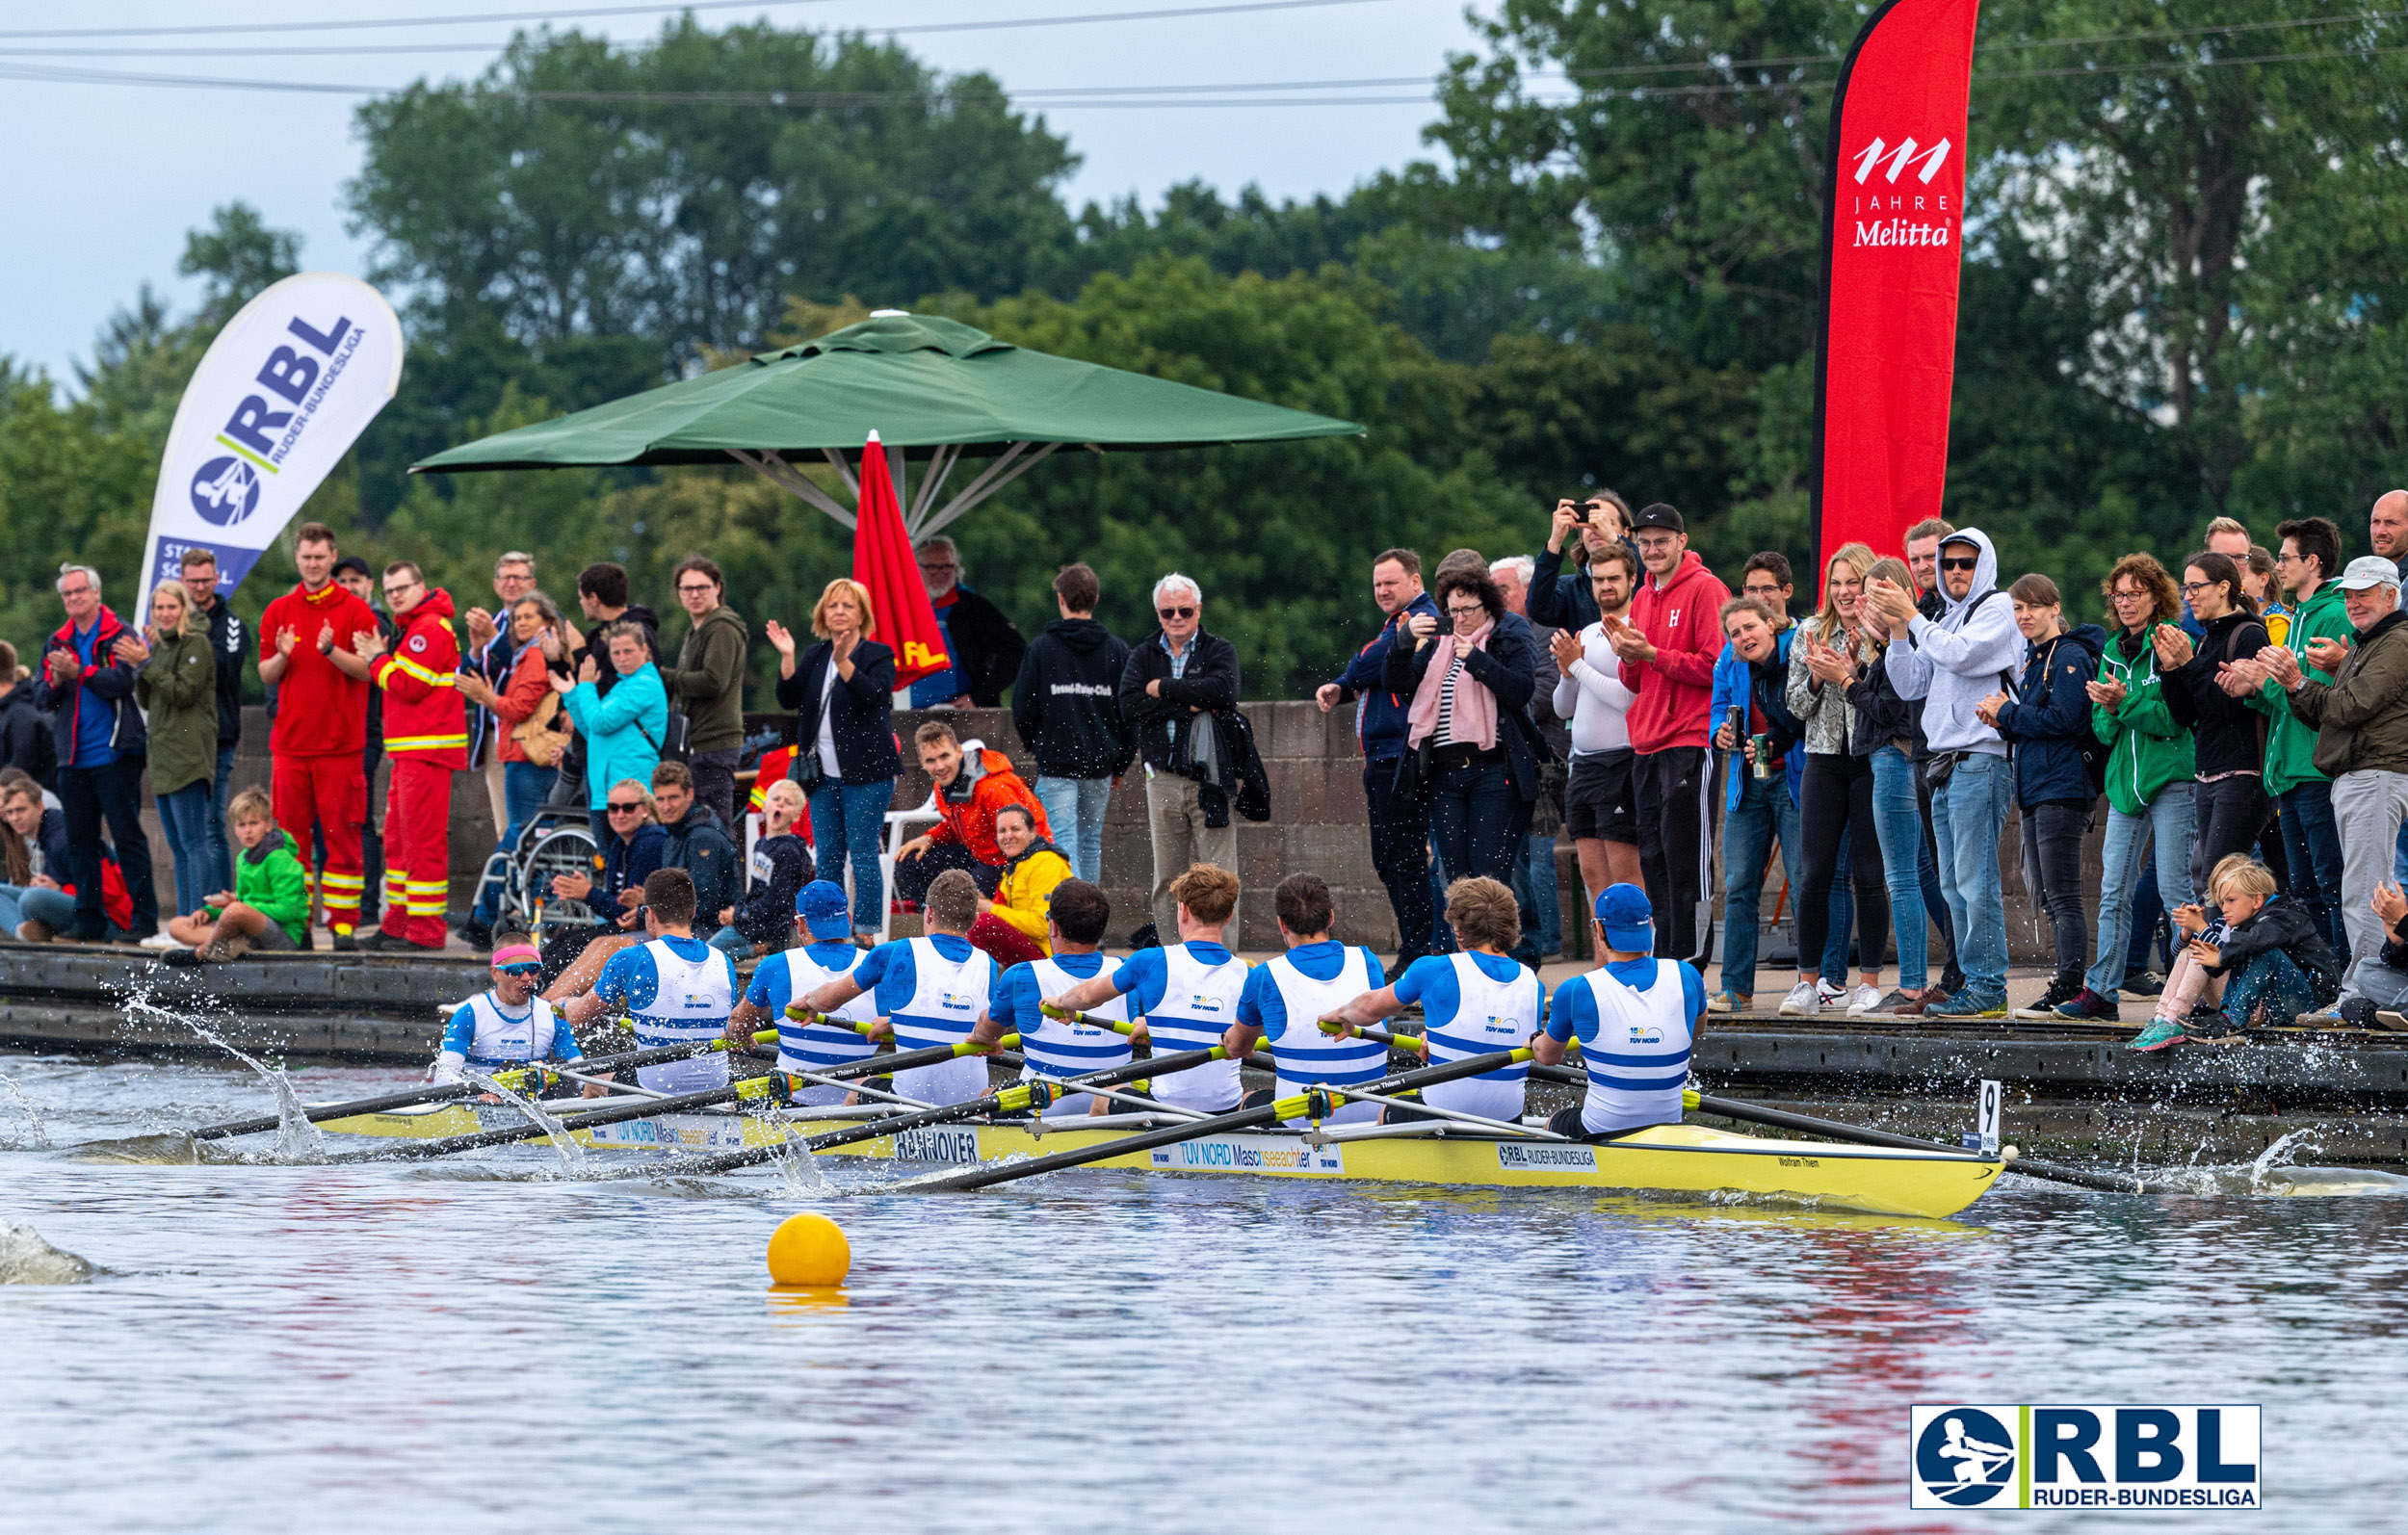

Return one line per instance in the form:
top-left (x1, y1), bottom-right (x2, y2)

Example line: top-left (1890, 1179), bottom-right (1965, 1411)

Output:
top-left (1847, 135), bottom-right (1954, 248)
top-left (188, 311), bottom-right (366, 526)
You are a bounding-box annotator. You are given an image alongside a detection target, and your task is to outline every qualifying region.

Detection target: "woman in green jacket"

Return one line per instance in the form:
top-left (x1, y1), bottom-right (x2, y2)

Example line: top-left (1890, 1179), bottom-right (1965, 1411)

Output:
top-left (2056, 554), bottom-right (2198, 1020)
top-left (131, 581), bottom-right (219, 923)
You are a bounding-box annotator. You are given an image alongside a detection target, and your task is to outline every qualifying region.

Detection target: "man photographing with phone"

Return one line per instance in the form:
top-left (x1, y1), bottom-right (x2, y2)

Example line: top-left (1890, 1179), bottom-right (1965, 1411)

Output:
top-left (1529, 489), bottom-right (1632, 633)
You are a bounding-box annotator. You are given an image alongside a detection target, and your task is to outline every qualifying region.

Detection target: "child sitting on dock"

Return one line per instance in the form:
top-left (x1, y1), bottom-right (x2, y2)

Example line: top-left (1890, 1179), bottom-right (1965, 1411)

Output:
top-left (164, 789), bottom-right (310, 963)
top-left (2130, 854), bottom-right (2340, 1051)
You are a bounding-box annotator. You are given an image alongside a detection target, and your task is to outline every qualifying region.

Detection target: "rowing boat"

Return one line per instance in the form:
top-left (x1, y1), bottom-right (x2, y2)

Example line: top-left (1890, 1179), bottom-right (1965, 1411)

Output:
top-left (318, 1100), bottom-right (2003, 1218)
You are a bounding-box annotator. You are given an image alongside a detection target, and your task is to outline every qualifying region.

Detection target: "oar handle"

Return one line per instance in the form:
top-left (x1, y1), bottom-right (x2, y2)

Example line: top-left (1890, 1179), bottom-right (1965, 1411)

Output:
top-left (1038, 1002), bottom-right (1131, 1033)
top-left (1319, 1018), bottom-right (1428, 1056)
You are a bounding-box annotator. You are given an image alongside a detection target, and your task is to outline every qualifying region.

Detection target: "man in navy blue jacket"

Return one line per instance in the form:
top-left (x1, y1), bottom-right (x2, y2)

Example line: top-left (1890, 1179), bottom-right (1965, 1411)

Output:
top-left (1317, 548), bottom-right (1444, 965)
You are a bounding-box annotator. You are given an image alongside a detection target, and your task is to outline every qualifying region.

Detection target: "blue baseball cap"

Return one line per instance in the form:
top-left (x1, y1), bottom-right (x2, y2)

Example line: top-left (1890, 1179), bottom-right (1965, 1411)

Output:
top-left (1593, 884), bottom-right (1655, 951)
top-left (796, 880), bottom-right (851, 939)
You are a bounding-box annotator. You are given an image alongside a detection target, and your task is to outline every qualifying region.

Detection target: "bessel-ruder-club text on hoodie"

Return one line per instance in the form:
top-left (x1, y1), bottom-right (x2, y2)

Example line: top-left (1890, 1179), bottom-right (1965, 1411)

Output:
top-left (1616, 549), bottom-right (1732, 754)
top-left (1884, 528), bottom-right (2021, 757)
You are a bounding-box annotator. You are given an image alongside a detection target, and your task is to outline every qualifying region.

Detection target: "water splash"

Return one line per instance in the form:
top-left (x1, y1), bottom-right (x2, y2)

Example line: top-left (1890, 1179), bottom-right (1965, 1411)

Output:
top-left (463, 1070), bottom-right (588, 1176)
top-left (0, 1071), bottom-right (49, 1149)
top-left (123, 998), bottom-right (324, 1163)
top-left (0, 1222), bottom-right (98, 1284)
top-left (2247, 1128), bottom-right (2324, 1190)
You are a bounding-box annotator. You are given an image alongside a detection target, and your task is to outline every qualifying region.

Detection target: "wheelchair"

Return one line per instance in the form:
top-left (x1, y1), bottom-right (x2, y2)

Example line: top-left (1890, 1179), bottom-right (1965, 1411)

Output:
top-left (470, 781), bottom-right (604, 936)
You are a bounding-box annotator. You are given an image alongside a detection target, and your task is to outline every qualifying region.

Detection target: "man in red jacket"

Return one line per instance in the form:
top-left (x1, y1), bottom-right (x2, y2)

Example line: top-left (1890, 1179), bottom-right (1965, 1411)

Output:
top-left (258, 522), bottom-right (380, 946)
top-left (892, 719), bottom-right (1051, 904)
top-left (1607, 503), bottom-right (1730, 963)
top-left (353, 563), bottom-right (468, 950)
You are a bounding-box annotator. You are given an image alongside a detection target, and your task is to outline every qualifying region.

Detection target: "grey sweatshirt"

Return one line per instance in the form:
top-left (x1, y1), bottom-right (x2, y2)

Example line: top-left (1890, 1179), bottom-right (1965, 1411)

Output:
top-left (1882, 528), bottom-right (2020, 757)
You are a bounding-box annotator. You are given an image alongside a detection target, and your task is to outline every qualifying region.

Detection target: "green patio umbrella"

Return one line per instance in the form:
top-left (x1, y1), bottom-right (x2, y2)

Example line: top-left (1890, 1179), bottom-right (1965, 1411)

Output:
top-left (410, 310), bottom-right (1364, 539)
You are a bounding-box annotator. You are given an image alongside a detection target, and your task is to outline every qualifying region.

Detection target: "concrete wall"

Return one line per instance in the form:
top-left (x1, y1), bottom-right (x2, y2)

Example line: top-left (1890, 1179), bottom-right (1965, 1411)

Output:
top-left (166, 704), bottom-right (2106, 962)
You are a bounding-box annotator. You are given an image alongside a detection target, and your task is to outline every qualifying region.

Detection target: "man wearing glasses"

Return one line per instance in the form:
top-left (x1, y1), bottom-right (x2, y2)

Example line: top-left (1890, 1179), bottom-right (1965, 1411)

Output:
top-left (351, 562), bottom-right (468, 951)
top-left (1119, 573), bottom-right (1243, 940)
top-left (663, 556), bottom-right (750, 831)
top-left (909, 535), bottom-right (1029, 710)
top-left (1868, 529), bottom-right (2022, 1018)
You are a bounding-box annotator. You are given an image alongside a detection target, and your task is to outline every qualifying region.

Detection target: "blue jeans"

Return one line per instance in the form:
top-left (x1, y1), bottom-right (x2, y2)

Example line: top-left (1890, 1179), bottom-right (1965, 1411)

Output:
top-left (2278, 781), bottom-right (2345, 958)
top-left (1869, 746), bottom-right (1932, 990)
top-left (0, 883), bottom-right (78, 935)
top-left (1426, 756), bottom-right (1530, 891)
top-left (1034, 774), bottom-right (1112, 886)
top-left (155, 780), bottom-right (218, 919)
top-left (1929, 752), bottom-right (2013, 999)
top-left (810, 777), bottom-right (894, 934)
top-left (706, 924), bottom-right (751, 956)
top-left (1719, 768), bottom-right (1798, 1000)
top-left (1511, 832), bottom-right (1562, 956)
top-left (472, 761), bottom-right (560, 925)
top-left (2221, 949), bottom-right (2321, 1028)
top-left (2085, 783), bottom-right (2198, 999)
top-left (208, 742), bottom-right (237, 892)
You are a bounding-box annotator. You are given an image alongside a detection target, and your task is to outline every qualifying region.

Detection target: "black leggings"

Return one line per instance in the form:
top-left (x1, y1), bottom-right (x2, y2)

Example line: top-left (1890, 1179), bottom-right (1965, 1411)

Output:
top-left (1798, 752), bottom-right (1889, 976)
top-left (2193, 774), bottom-right (2272, 895)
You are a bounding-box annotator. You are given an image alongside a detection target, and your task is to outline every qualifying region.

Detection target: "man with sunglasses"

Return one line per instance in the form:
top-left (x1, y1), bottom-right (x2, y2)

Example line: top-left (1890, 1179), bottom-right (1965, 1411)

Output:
top-left (1869, 528), bottom-right (2020, 1018)
top-left (1119, 573), bottom-right (1243, 940)
top-left (432, 935), bottom-right (604, 1098)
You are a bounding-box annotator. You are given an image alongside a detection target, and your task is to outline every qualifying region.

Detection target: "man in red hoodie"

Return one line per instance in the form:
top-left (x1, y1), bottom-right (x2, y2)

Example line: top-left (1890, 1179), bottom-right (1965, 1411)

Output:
top-left (1607, 503), bottom-right (1730, 963)
top-left (353, 562), bottom-right (468, 950)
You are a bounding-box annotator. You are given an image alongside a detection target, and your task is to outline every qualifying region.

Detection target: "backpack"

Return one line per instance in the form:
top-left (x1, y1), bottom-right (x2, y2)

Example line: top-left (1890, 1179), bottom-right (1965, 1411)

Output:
top-left (2036, 633), bottom-right (2112, 797)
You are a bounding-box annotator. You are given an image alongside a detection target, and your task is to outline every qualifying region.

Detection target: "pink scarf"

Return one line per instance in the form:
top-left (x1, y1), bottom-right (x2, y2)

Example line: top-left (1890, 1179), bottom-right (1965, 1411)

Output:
top-left (1407, 619), bottom-right (1498, 750)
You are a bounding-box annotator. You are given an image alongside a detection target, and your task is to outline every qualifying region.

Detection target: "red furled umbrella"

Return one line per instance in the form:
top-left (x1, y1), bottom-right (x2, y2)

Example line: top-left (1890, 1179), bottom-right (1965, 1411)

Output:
top-left (851, 430), bottom-right (951, 689)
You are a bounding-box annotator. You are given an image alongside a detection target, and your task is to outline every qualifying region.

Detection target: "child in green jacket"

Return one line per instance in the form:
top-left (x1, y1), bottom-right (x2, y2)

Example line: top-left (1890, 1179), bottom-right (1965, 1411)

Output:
top-left (165, 789), bottom-right (311, 962)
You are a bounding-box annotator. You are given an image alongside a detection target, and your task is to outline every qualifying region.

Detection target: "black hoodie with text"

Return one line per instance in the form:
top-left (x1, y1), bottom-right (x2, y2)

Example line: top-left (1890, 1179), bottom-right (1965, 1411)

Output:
top-left (1011, 617), bottom-right (1137, 780)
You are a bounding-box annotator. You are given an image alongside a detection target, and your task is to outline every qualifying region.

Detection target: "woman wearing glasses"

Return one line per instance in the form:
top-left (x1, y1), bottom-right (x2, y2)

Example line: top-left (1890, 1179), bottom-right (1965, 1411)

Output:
top-left (2161, 551), bottom-right (2275, 889)
top-left (1386, 566), bottom-right (1545, 895)
top-left (767, 578), bottom-right (900, 947)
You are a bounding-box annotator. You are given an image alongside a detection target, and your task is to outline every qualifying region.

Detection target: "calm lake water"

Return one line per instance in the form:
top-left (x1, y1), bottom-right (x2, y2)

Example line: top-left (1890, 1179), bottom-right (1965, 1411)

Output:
top-left (4, 1049), bottom-right (2404, 1533)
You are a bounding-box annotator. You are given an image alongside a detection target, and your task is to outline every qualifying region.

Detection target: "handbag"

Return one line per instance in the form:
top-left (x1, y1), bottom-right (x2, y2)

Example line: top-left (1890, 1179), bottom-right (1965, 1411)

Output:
top-left (789, 650), bottom-right (832, 794)
top-left (510, 690), bottom-right (572, 768)
top-left (635, 708), bottom-right (692, 764)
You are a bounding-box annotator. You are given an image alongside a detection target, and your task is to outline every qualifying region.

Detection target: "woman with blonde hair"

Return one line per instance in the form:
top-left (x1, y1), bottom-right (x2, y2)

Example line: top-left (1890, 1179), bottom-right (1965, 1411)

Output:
top-left (130, 580), bottom-right (219, 927)
top-left (1781, 542), bottom-right (1891, 1015)
top-left (768, 577), bottom-right (900, 945)
top-left (1843, 555), bottom-right (1952, 1014)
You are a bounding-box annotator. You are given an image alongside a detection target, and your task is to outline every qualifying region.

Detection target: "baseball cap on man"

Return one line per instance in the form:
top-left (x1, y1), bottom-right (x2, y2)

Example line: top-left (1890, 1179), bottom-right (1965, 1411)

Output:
top-left (1593, 884), bottom-right (1655, 951)
top-left (2337, 556), bottom-right (2402, 592)
top-left (1629, 503), bottom-right (1685, 534)
top-left (795, 879), bottom-right (851, 939)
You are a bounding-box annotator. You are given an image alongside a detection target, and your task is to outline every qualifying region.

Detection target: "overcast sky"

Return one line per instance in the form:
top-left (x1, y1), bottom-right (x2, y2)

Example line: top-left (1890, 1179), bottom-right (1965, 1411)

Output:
top-left (0, 0), bottom-right (1481, 384)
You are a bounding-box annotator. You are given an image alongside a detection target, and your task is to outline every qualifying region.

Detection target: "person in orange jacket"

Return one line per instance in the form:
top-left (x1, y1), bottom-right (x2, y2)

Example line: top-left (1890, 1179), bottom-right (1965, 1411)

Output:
top-left (354, 563), bottom-right (468, 950)
top-left (892, 717), bottom-right (1049, 905)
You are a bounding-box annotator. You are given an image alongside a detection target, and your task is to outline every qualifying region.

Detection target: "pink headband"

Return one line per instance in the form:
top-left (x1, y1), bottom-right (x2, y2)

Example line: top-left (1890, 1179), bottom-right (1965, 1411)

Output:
top-left (491, 944), bottom-right (541, 969)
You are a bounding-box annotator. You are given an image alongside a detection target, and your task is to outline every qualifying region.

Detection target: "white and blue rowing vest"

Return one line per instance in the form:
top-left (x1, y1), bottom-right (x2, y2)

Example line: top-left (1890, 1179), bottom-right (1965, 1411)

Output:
top-left (1420, 951), bottom-right (1537, 1123)
top-left (890, 936), bottom-right (993, 1107)
top-left (1140, 943), bottom-right (1248, 1113)
top-left (774, 947), bottom-right (880, 1106)
top-left (1566, 963), bottom-right (1693, 1134)
top-left (1268, 946), bottom-right (1384, 1127)
top-left (1017, 955), bottom-right (1131, 1118)
top-left (435, 991), bottom-right (569, 1082)
top-left (630, 937), bottom-right (736, 1095)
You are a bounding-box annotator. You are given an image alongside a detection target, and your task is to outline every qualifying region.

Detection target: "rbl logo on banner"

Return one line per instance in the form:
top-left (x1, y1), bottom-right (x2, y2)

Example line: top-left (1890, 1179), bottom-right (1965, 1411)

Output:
top-left (189, 456), bottom-right (262, 526)
top-left (1909, 1405), bottom-right (2262, 1509)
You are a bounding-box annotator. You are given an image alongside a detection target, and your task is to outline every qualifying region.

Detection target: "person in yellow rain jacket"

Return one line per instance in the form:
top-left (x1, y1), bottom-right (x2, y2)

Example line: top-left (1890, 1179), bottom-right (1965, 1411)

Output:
top-left (966, 803), bottom-right (1072, 967)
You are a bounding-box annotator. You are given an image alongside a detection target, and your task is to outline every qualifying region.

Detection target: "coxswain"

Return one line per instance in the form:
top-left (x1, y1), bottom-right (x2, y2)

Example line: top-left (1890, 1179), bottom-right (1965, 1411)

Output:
top-left (434, 934), bottom-right (603, 1099)
top-left (1533, 884), bottom-right (1702, 1138)
top-left (1318, 875), bottom-right (1536, 1124)
top-left (971, 878), bottom-right (1128, 1117)
top-left (726, 880), bottom-right (879, 1105)
top-left (1045, 862), bottom-right (1249, 1115)
top-left (1220, 872), bottom-right (1387, 1127)
top-left (564, 868), bottom-right (739, 1094)
top-left (798, 868), bottom-right (997, 1106)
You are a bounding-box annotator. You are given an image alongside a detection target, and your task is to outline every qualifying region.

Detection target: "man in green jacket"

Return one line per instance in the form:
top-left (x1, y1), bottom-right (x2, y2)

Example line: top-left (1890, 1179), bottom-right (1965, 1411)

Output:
top-left (2253, 557), bottom-right (2408, 1002)
top-left (664, 555), bottom-right (750, 833)
top-left (2221, 516), bottom-right (2349, 957)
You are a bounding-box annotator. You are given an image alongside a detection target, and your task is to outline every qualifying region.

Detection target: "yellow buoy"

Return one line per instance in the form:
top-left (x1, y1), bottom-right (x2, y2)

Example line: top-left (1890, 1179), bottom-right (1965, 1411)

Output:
top-left (766, 1211), bottom-right (851, 1288)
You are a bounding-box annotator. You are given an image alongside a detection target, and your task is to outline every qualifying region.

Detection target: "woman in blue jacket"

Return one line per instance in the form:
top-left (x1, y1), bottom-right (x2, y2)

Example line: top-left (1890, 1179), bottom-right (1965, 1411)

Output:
top-left (1978, 574), bottom-right (2105, 1018)
top-left (556, 621), bottom-right (669, 845)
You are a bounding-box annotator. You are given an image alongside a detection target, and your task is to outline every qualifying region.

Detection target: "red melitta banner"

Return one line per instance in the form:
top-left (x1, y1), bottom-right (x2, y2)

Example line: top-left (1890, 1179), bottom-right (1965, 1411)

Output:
top-left (851, 433), bottom-right (953, 689)
top-left (1809, 0), bottom-right (1982, 571)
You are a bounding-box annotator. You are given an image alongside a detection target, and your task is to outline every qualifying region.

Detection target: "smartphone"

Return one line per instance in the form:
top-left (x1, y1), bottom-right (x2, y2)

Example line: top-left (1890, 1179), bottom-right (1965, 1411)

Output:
top-left (1726, 705), bottom-right (1745, 742)
top-left (1564, 496), bottom-right (1591, 525)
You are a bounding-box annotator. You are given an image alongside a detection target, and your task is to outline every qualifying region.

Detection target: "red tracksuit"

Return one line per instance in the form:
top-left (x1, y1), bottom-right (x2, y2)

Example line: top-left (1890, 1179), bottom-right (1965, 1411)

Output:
top-left (372, 588), bottom-right (469, 948)
top-left (259, 581), bottom-right (379, 936)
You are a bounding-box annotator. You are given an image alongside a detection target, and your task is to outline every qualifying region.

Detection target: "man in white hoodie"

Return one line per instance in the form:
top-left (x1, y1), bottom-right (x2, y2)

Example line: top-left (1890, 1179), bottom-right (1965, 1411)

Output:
top-left (1870, 528), bottom-right (2020, 1018)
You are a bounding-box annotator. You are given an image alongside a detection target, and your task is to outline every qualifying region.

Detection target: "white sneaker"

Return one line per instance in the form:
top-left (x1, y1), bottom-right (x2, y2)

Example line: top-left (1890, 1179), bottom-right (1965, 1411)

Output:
top-left (1778, 980), bottom-right (1820, 1016)
top-left (1845, 983), bottom-right (1884, 1016)
top-left (139, 933), bottom-right (182, 950)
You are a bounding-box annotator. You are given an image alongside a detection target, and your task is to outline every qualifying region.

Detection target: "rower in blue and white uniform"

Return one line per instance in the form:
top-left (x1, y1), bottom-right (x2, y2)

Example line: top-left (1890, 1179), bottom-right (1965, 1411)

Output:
top-left (1047, 862), bottom-right (1250, 1114)
top-left (433, 935), bottom-right (601, 1096)
top-left (566, 868), bottom-right (741, 1094)
top-left (1535, 884), bottom-right (1702, 1139)
top-left (1223, 872), bottom-right (1387, 1128)
top-left (725, 880), bottom-right (879, 1106)
top-left (800, 868), bottom-right (997, 1106)
top-left (974, 878), bottom-right (1128, 1117)
top-left (1318, 875), bottom-right (1537, 1123)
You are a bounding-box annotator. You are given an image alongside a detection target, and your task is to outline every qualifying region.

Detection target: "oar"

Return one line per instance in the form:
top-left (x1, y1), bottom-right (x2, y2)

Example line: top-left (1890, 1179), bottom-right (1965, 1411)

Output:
top-left (1338, 1022), bottom-right (2146, 1195)
top-left (901, 1044), bottom-right (1541, 1193)
top-left (191, 1028), bottom-right (784, 1140)
top-left (358, 1033), bottom-right (1018, 1162)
